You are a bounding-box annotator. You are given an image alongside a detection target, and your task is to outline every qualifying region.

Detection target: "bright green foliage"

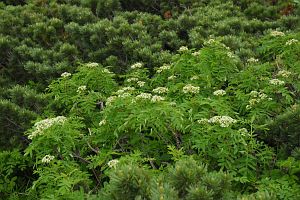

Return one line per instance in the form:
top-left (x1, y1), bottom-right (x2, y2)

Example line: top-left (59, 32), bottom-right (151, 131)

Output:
top-left (0, 0), bottom-right (300, 199)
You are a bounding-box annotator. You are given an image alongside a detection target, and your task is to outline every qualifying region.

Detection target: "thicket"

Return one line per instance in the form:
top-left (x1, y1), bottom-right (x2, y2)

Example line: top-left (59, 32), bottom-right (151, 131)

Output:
top-left (0, 0), bottom-right (299, 199)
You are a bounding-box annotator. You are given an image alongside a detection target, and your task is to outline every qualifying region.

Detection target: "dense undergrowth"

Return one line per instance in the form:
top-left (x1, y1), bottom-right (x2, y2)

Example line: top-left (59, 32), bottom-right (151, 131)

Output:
top-left (0, 0), bottom-right (300, 199)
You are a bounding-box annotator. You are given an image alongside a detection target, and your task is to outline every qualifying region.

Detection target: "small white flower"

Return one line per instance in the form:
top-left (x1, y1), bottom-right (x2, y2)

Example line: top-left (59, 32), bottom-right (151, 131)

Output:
top-left (169, 102), bottom-right (176, 106)
top-left (178, 46), bottom-right (188, 52)
top-left (42, 155), bottom-right (55, 163)
top-left (270, 31), bottom-right (285, 37)
top-left (247, 58), bottom-right (259, 63)
top-left (137, 81), bottom-right (145, 87)
top-left (118, 92), bottom-right (131, 98)
top-left (136, 93), bottom-right (152, 100)
top-left (28, 116), bottom-right (67, 139)
top-left (250, 91), bottom-right (259, 97)
top-left (238, 128), bottom-right (249, 136)
top-left (168, 75), bottom-right (176, 80)
top-left (102, 68), bottom-right (112, 74)
top-left (285, 39), bottom-right (298, 46)
top-left (192, 51), bottom-right (200, 56)
top-left (131, 62), bottom-right (143, 69)
top-left (153, 87), bottom-right (169, 94)
top-left (197, 118), bottom-right (208, 124)
top-left (190, 76), bottom-right (199, 80)
top-left (106, 96), bottom-right (117, 106)
top-left (77, 85), bottom-right (87, 93)
top-left (205, 39), bottom-right (216, 45)
top-left (61, 72), bottom-right (71, 78)
top-left (182, 84), bottom-right (200, 94)
top-left (115, 87), bottom-right (135, 95)
top-left (107, 159), bottom-right (119, 168)
top-left (269, 79), bottom-right (285, 86)
top-left (208, 116), bottom-right (237, 127)
top-left (213, 89), bottom-right (226, 96)
top-left (277, 70), bottom-right (292, 78)
top-left (151, 95), bottom-right (165, 102)
top-left (99, 119), bottom-right (106, 126)
top-left (86, 62), bottom-right (99, 67)
top-left (126, 78), bottom-right (139, 82)
top-left (157, 64), bottom-right (171, 73)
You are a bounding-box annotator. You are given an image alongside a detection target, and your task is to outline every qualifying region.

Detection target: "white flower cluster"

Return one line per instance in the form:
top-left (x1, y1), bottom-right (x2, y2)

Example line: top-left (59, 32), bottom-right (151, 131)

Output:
top-left (137, 81), bottom-right (145, 87)
top-left (269, 79), bottom-right (285, 86)
top-left (118, 93), bottom-right (131, 98)
top-left (106, 96), bottom-right (117, 106)
top-left (77, 85), bottom-right (87, 93)
top-left (192, 51), bottom-right (200, 56)
top-left (126, 77), bottom-right (139, 82)
top-left (115, 87), bottom-right (135, 95)
top-left (151, 95), bottom-right (165, 102)
top-left (61, 72), bottom-right (71, 78)
top-left (42, 155), bottom-right (55, 163)
top-left (207, 116), bottom-right (237, 127)
top-left (205, 39), bottom-right (216, 45)
top-left (190, 76), bottom-right (199, 80)
top-left (102, 68), bottom-right (112, 74)
top-left (197, 118), bottom-right (209, 124)
top-left (107, 159), bottom-right (119, 168)
top-left (99, 119), bottom-right (106, 126)
top-left (285, 39), bottom-right (298, 46)
top-left (270, 31), bottom-right (285, 37)
top-left (182, 84), bottom-right (200, 94)
top-left (213, 89), bottom-right (226, 96)
top-left (168, 75), bottom-right (176, 80)
top-left (136, 93), bottom-right (152, 100)
top-left (157, 64), bottom-right (171, 73)
top-left (86, 62), bottom-right (99, 67)
top-left (246, 90), bottom-right (272, 109)
top-left (153, 87), bottom-right (169, 94)
top-left (28, 116), bottom-right (67, 139)
top-left (178, 46), bottom-right (188, 52)
top-left (131, 62), bottom-right (143, 69)
top-left (238, 128), bottom-right (249, 136)
top-left (247, 58), bottom-right (259, 63)
top-left (277, 70), bottom-right (292, 78)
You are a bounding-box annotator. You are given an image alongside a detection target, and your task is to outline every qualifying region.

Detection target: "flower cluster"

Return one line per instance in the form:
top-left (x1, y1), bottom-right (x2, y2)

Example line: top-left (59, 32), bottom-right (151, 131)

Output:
top-left (42, 155), bottom-right (55, 163)
top-left (136, 93), bottom-right (152, 100)
top-left (153, 87), bottom-right (168, 94)
top-left (137, 81), bottom-right (145, 87)
top-left (99, 119), bottom-right (106, 126)
top-left (106, 96), bottom-right (117, 106)
top-left (151, 95), bottom-right (165, 102)
top-left (131, 62), bottom-right (143, 69)
top-left (205, 39), bottom-right (216, 45)
top-left (77, 85), bottom-right (87, 93)
top-left (270, 31), bottom-right (285, 37)
top-left (190, 75), bottom-right (199, 80)
top-left (269, 79), bottom-right (285, 86)
top-left (246, 90), bottom-right (272, 109)
top-left (277, 70), bottom-right (292, 78)
top-left (182, 84), bottom-right (200, 94)
top-left (28, 116), bottom-right (67, 139)
top-left (213, 89), bottom-right (226, 96)
top-left (168, 75), bottom-right (176, 80)
top-left (107, 159), bottom-right (119, 168)
top-left (285, 39), bottom-right (298, 46)
top-left (192, 51), bottom-right (200, 56)
top-left (61, 72), bottom-right (71, 78)
top-left (178, 46), bottom-right (188, 52)
top-left (208, 116), bottom-right (237, 127)
top-left (247, 58), bottom-right (259, 63)
top-left (238, 128), bottom-right (249, 137)
top-left (197, 118), bottom-right (209, 124)
top-left (86, 62), bottom-right (99, 67)
top-left (102, 68), bottom-right (112, 74)
top-left (156, 64), bottom-right (171, 73)
top-left (115, 87), bottom-right (135, 95)
top-left (126, 77), bottom-right (139, 82)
